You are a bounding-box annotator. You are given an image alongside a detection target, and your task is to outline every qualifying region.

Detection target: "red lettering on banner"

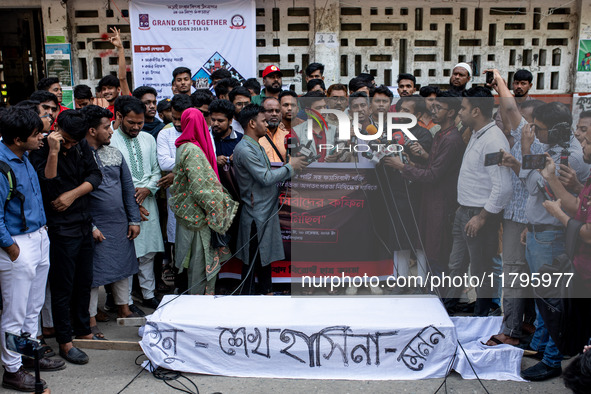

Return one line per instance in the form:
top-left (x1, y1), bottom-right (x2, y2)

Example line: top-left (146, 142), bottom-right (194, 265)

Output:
top-left (290, 212), bottom-right (326, 225)
top-left (279, 194), bottom-right (325, 209)
top-left (328, 196), bottom-right (364, 208)
top-left (134, 45), bottom-right (171, 53)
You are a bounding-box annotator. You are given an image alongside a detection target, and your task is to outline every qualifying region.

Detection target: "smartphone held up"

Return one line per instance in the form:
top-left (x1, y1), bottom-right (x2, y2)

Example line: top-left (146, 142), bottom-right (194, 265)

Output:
top-left (522, 154), bottom-right (547, 170)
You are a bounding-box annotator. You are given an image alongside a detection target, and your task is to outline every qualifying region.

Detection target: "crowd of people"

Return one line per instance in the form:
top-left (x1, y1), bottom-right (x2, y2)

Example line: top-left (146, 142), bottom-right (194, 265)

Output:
top-left (0, 28), bottom-right (590, 392)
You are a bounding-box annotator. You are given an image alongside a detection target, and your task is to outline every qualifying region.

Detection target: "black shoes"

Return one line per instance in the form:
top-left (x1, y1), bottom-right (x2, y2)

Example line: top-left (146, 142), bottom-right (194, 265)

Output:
top-left (522, 345), bottom-right (544, 361)
top-left (59, 346), bottom-right (89, 365)
top-left (521, 361), bottom-right (561, 381)
top-left (22, 356), bottom-right (66, 371)
top-left (2, 366), bottom-right (47, 392)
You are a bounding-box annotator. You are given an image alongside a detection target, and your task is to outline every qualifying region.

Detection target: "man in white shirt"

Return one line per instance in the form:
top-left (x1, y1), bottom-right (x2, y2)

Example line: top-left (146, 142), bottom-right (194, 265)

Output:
top-left (110, 98), bottom-right (164, 310)
top-left (444, 86), bottom-right (512, 316)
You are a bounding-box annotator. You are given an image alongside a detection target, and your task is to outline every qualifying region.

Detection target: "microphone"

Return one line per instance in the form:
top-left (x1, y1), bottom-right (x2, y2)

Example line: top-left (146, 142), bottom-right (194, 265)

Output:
top-left (284, 133), bottom-right (300, 157)
top-left (366, 124), bottom-right (379, 135)
top-left (537, 179), bottom-right (556, 201)
top-left (560, 148), bottom-right (570, 167)
top-left (297, 140), bottom-right (321, 163)
top-left (391, 131), bottom-right (406, 145)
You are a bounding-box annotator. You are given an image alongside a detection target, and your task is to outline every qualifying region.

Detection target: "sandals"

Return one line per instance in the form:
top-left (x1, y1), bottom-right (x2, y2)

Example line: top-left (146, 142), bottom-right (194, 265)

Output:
top-left (482, 335), bottom-right (504, 346)
top-left (162, 268), bottom-right (175, 281)
top-left (482, 334), bottom-right (519, 347)
top-left (39, 337), bottom-right (55, 358)
top-left (90, 325), bottom-right (107, 341)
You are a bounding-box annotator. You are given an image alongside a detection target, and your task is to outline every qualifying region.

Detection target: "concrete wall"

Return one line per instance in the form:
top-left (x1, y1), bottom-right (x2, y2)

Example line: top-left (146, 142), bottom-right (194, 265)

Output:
top-left (0, 0), bottom-right (586, 94)
top-left (574, 0), bottom-right (591, 92)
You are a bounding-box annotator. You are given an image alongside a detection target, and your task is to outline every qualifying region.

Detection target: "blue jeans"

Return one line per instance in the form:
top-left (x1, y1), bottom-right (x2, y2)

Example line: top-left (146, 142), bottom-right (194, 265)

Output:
top-left (525, 229), bottom-right (565, 369)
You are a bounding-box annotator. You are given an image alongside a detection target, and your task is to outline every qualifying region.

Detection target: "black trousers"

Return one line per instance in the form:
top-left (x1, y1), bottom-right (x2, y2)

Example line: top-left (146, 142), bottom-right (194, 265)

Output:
top-left (443, 206), bottom-right (501, 316)
top-left (240, 223), bottom-right (272, 295)
top-left (48, 229), bottom-right (94, 344)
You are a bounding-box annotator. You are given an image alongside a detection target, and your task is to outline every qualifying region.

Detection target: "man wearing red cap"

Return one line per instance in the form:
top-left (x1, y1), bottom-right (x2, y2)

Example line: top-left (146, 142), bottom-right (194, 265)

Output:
top-left (251, 65), bottom-right (283, 105)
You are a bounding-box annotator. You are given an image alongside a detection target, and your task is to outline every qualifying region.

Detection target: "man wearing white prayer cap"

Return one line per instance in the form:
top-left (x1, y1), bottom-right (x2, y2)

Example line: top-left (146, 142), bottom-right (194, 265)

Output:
top-left (450, 62), bottom-right (472, 92)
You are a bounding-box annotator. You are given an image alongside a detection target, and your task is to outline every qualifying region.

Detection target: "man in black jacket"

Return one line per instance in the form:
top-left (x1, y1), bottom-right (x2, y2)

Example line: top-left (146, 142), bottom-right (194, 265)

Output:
top-left (30, 110), bottom-right (102, 365)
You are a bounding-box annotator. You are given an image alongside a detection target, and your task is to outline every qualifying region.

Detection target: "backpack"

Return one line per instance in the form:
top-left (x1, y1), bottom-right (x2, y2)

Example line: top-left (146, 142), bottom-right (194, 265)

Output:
top-left (0, 160), bottom-right (28, 232)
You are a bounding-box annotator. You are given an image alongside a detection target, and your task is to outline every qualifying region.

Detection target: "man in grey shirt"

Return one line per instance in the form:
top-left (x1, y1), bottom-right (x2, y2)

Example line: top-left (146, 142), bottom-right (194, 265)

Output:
top-left (233, 104), bottom-right (307, 295)
top-left (519, 102), bottom-right (590, 381)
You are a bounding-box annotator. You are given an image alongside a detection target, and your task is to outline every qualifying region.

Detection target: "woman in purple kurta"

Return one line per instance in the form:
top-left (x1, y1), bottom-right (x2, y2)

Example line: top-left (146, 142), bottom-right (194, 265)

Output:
top-left (399, 125), bottom-right (465, 274)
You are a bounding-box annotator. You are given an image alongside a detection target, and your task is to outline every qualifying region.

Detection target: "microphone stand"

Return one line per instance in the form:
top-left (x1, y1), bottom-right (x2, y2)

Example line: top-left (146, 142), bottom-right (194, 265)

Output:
top-left (34, 346), bottom-right (43, 394)
top-left (20, 333), bottom-right (44, 394)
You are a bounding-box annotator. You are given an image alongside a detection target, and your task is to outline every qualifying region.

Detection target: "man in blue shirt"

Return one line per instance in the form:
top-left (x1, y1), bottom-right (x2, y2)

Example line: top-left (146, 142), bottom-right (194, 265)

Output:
top-left (519, 102), bottom-right (590, 381)
top-left (211, 99), bottom-right (243, 165)
top-left (0, 107), bottom-right (65, 392)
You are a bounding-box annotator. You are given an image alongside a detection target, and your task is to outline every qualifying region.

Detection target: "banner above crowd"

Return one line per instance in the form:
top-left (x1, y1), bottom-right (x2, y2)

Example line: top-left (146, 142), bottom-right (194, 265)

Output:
top-left (129, 0), bottom-right (256, 98)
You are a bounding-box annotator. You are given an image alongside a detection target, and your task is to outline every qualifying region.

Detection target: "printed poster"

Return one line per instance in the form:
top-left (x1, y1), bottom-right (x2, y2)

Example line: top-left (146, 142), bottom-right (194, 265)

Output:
top-left (129, 0), bottom-right (256, 98)
top-left (577, 39), bottom-right (591, 72)
top-left (45, 43), bottom-right (74, 108)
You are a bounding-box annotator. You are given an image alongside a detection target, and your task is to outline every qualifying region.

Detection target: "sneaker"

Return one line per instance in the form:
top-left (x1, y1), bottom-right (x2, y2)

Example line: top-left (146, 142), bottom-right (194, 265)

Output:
top-left (2, 366), bottom-right (47, 392)
top-left (521, 361), bottom-right (561, 381)
top-left (129, 304), bottom-right (146, 317)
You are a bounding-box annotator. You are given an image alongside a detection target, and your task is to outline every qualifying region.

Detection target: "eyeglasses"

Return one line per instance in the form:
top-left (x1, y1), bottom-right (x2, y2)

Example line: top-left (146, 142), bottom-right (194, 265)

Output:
top-left (235, 101), bottom-right (250, 107)
top-left (265, 109), bottom-right (281, 114)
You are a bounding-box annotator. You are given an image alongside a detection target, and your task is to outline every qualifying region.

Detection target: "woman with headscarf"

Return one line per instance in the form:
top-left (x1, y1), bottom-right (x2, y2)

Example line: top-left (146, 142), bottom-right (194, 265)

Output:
top-left (169, 108), bottom-right (238, 295)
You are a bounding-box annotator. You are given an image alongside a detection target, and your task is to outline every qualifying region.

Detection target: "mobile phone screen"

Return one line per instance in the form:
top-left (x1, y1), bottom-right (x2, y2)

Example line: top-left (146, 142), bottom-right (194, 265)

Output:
top-left (522, 154), bottom-right (547, 170)
top-left (484, 152), bottom-right (503, 166)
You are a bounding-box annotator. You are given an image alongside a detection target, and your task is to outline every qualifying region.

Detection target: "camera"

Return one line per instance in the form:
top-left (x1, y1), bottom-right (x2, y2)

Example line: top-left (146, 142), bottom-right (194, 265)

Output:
top-left (547, 122), bottom-right (571, 146)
